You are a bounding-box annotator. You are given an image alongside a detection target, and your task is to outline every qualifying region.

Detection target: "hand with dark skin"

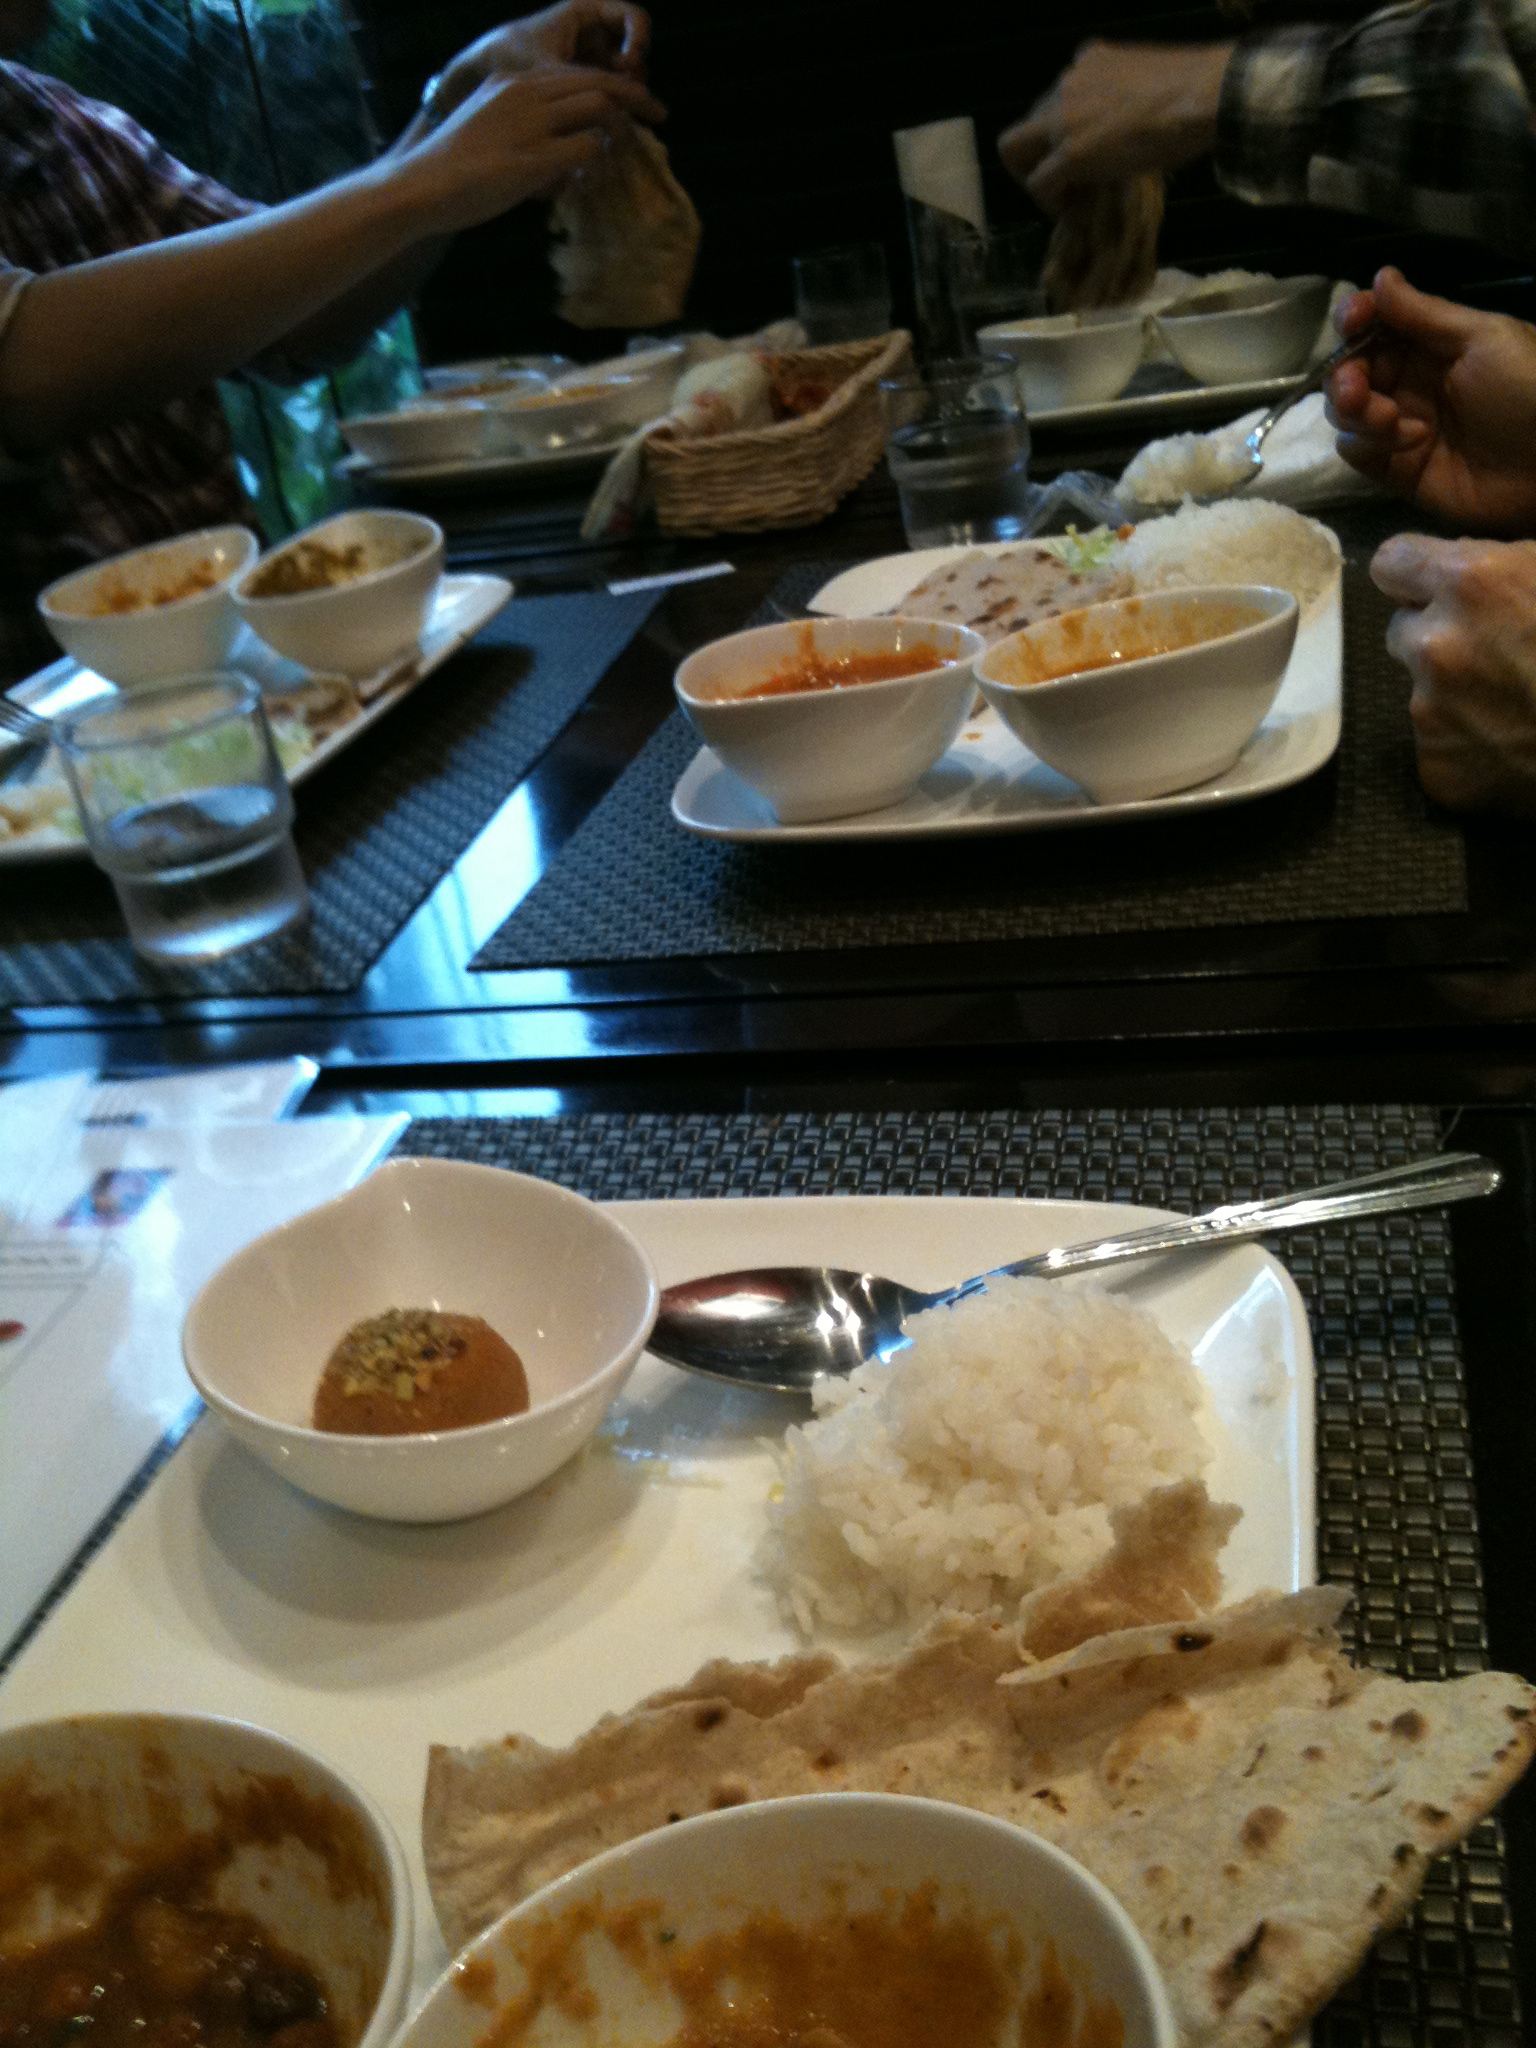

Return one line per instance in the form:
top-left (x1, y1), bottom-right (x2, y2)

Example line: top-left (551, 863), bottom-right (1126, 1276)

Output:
top-left (997, 39), bottom-right (1234, 213)
top-left (1328, 268), bottom-right (1536, 532)
top-left (1372, 532), bottom-right (1536, 814)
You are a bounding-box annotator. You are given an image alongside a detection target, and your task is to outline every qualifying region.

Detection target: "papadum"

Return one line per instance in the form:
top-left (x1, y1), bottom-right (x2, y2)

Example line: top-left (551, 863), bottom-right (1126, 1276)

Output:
top-left (551, 122), bottom-right (701, 329)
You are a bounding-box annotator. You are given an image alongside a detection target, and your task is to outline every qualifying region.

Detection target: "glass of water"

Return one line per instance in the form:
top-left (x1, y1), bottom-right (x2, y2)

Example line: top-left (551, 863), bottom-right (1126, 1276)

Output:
top-left (792, 242), bottom-right (893, 345)
top-left (946, 223), bottom-right (1048, 353)
top-left (57, 672), bottom-right (309, 964)
top-left (879, 357), bottom-right (1033, 548)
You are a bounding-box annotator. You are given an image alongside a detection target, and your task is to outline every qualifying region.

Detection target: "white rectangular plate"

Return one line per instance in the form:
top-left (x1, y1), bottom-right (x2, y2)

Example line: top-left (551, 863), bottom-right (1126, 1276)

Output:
top-left (0, 1190), bottom-right (1313, 2003)
top-left (672, 536), bottom-right (1343, 843)
top-left (0, 572), bottom-right (511, 865)
top-left (336, 435), bottom-right (627, 489)
top-left (1032, 368), bottom-right (1308, 433)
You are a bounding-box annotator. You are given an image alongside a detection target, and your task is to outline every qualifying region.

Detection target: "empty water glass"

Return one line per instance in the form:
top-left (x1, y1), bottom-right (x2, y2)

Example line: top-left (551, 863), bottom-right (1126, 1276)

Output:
top-left (58, 672), bottom-right (309, 964)
top-left (880, 358), bottom-right (1033, 549)
top-left (792, 242), bottom-right (893, 345)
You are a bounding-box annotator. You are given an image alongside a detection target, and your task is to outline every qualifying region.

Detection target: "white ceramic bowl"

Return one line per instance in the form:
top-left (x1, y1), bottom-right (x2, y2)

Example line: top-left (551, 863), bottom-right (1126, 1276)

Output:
top-left (338, 398), bottom-right (490, 468)
top-left (182, 1156), bottom-right (659, 1522)
top-left (977, 310), bottom-right (1145, 411)
top-left (400, 1795), bottom-right (1175, 2048)
top-left (231, 510), bottom-right (444, 677)
top-left (38, 525), bottom-right (259, 689)
top-left (0, 1711), bottom-right (411, 2048)
top-left (975, 583), bottom-right (1299, 803)
top-left (1155, 274), bottom-right (1332, 385)
top-left (482, 376), bottom-right (646, 454)
top-left (675, 616), bottom-right (985, 823)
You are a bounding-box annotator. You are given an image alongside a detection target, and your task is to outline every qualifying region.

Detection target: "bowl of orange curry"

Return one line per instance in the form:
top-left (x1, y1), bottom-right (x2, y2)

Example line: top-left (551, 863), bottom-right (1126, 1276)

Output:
top-left (674, 616), bottom-right (986, 823)
top-left (38, 525), bottom-right (260, 689)
top-left (0, 1712), bottom-right (412, 2048)
top-left (400, 1794), bottom-right (1176, 2048)
top-left (182, 1157), bottom-right (659, 1523)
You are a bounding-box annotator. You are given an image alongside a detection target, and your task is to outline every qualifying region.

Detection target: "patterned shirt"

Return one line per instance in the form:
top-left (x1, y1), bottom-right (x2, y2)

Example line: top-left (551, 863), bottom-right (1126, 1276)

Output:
top-left (1215, 0), bottom-right (1536, 253)
top-left (0, 59), bottom-right (258, 660)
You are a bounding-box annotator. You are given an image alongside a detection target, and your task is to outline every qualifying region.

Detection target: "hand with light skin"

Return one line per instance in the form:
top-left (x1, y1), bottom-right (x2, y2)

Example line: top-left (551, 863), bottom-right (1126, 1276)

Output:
top-left (1328, 269), bottom-right (1536, 532)
top-left (997, 40), bottom-right (1234, 213)
top-left (1372, 532), bottom-right (1536, 814)
top-left (414, 1), bottom-right (652, 133)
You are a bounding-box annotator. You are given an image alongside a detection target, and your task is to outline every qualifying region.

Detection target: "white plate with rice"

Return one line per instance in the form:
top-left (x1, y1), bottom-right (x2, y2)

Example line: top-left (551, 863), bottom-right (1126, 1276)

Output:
top-left (671, 505), bottom-right (1342, 843)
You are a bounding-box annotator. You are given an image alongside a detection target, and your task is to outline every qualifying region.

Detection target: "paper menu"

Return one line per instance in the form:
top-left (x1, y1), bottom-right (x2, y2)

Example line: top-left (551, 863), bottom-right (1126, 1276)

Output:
top-left (0, 1109), bottom-right (405, 1657)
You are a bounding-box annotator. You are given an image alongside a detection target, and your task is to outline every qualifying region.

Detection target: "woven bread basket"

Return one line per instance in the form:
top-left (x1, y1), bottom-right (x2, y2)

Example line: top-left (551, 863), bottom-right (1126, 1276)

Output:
top-left (647, 331), bottom-right (913, 536)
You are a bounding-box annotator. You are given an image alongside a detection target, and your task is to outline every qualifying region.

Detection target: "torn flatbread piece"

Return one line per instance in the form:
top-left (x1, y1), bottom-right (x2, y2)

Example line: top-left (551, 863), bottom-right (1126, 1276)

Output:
top-left (1044, 174), bottom-right (1164, 312)
top-left (551, 122), bottom-right (701, 329)
top-left (423, 1586), bottom-right (1534, 2048)
top-left (891, 544), bottom-right (1130, 644)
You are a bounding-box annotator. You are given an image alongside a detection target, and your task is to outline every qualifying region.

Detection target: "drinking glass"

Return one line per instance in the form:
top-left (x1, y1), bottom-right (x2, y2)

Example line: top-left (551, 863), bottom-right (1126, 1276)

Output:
top-left (792, 242), bottom-right (893, 345)
top-left (58, 672), bottom-right (309, 964)
top-left (879, 357), bottom-right (1033, 548)
top-left (947, 223), bottom-right (1048, 352)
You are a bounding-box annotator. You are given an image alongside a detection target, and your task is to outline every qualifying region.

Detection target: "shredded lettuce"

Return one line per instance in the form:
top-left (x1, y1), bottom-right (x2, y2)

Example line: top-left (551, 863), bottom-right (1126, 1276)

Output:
top-left (1035, 524), bottom-right (1124, 575)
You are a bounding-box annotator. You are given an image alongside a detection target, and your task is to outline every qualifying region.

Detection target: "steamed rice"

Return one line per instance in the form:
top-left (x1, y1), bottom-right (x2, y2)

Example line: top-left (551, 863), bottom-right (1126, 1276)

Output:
top-left (759, 1276), bottom-right (1208, 1636)
top-left (1120, 498), bottom-right (1337, 612)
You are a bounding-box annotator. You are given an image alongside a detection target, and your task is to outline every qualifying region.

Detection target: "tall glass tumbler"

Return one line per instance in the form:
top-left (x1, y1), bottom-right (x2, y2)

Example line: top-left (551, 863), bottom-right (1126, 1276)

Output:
top-left (58, 672), bottom-right (310, 964)
top-left (880, 358), bottom-right (1033, 549)
top-left (793, 242), bottom-right (893, 345)
top-left (947, 223), bottom-right (1048, 352)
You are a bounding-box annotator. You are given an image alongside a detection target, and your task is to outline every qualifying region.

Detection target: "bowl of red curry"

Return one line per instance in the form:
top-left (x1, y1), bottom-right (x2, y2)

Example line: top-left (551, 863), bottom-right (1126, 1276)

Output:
top-left (0, 1712), bottom-right (412, 2048)
top-left (674, 617), bottom-right (986, 824)
top-left (38, 525), bottom-right (260, 690)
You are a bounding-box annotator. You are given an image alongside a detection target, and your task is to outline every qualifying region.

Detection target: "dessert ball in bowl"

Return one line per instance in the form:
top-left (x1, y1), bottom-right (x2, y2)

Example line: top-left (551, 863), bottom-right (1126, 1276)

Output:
top-left (37, 524), bottom-right (259, 688)
top-left (0, 1711), bottom-right (412, 2048)
top-left (975, 584), bottom-right (1298, 803)
top-left (231, 510), bottom-right (443, 677)
top-left (675, 616), bottom-right (985, 824)
top-left (977, 310), bottom-right (1145, 411)
top-left (405, 1795), bottom-right (1175, 2048)
top-left (182, 1156), bottom-right (659, 1522)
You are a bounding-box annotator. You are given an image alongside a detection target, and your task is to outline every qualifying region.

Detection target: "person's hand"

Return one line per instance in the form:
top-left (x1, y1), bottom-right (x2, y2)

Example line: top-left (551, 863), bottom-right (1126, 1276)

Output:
top-left (998, 39), bottom-right (1234, 213)
top-left (393, 67), bottom-right (662, 232)
top-left (426, 2), bottom-right (651, 125)
top-left (1328, 269), bottom-right (1536, 532)
top-left (1372, 531), bottom-right (1536, 814)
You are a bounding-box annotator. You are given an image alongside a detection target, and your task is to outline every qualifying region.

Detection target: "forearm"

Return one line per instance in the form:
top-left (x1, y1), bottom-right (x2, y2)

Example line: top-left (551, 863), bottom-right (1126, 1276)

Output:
top-left (0, 157), bottom-right (434, 448)
top-left (274, 232), bottom-right (450, 373)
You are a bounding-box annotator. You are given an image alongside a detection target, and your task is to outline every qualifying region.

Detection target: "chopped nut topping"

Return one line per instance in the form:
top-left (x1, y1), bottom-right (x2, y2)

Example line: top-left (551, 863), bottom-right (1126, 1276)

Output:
top-left (328, 1308), bottom-right (466, 1403)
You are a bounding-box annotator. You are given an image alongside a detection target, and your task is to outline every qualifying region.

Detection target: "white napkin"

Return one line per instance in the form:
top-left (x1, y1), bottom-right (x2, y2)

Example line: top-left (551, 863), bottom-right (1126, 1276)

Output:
top-left (1120, 391), bottom-right (1380, 512)
top-left (892, 117), bottom-right (986, 230)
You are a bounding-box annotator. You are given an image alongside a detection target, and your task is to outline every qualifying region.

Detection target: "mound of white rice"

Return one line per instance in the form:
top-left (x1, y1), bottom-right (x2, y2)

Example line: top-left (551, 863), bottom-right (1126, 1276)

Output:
top-left (1120, 499), bottom-right (1337, 611)
top-left (758, 1276), bottom-right (1208, 1637)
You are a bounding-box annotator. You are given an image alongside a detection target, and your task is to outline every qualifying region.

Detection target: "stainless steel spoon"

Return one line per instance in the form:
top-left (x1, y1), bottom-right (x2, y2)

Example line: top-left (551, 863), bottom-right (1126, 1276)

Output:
top-left (1216, 321), bottom-right (1383, 498)
top-left (648, 1150), bottom-right (1499, 1392)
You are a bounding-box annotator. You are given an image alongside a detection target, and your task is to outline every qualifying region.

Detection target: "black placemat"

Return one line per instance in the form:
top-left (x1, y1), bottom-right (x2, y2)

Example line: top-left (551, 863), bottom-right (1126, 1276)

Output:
top-left (473, 563), bottom-right (1467, 972)
top-left (0, 590), bottom-right (659, 1006)
top-left (396, 1102), bottom-right (1513, 2048)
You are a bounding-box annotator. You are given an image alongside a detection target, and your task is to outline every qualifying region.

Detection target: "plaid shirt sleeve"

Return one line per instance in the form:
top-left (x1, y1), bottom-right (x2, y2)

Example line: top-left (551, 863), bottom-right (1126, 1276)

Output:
top-left (1214, 0), bottom-right (1536, 254)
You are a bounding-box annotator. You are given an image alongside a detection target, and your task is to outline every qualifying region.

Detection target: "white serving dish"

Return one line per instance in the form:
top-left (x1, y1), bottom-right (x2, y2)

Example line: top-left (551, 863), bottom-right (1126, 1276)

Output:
top-left (335, 433), bottom-right (630, 489)
top-left (233, 510), bottom-right (444, 677)
top-left (977, 310), bottom-right (1145, 411)
top-left (1155, 275), bottom-right (1333, 386)
top-left (399, 1796), bottom-right (1176, 2048)
top-left (0, 1190), bottom-right (1314, 2003)
top-left (675, 616), bottom-right (984, 824)
top-left (668, 533), bottom-right (1341, 843)
top-left (1030, 367), bottom-right (1308, 432)
top-left (37, 525), bottom-right (260, 689)
top-left (974, 583), bottom-right (1298, 803)
top-left (182, 1157), bottom-right (660, 1523)
top-left (482, 376), bottom-right (648, 455)
top-left (339, 399), bottom-right (491, 468)
top-left (0, 572), bottom-right (510, 864)
top-left (0, 1710), bottom-right (412, 2048)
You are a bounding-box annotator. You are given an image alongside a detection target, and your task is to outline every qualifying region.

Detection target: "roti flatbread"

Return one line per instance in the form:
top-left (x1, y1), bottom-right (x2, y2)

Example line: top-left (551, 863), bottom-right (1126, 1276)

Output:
top-left (1044, 173), bottom-right (1164, 312)
top-left (892, 544), bottom-right (1130, 643)
top-left (423, 1588), bottom-right (1534, 2048)
top-left (551, 122), bottom-right (701, 330)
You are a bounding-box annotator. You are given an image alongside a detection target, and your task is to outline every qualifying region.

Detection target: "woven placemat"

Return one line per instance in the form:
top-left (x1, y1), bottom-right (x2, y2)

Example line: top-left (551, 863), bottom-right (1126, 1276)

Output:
top-left (396, 1101), bottom-right (1515, 2047)
top-left (473, 563), bottom-right (1467, 972)
top-left (0, 590), bottom-right (659, 1006)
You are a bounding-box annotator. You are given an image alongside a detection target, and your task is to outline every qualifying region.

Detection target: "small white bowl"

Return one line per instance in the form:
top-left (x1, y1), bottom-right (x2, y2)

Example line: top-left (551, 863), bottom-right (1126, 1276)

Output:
top-left (232, 510), bottom-right (444, 677)
top-left (481, 376), bottom-right (645, 454)
top-left (0, 1711), bottom-right (411, 2048)
top-left (38, 525), bottom-right (259, 689)
top-left (403, 1795), bottom-right (1175, 2048)
top-left (676, 616), bottom-right (985, 823)
top-left (1155, 274), bottom-right (1332, 385)
top-left (339, 398), bottom-right (490, 468)
top-left (975, 583), bottom-right (1298, 803)
top-left (182, 1156), bottom-right (659, 1523)
top-left (977, 310), bottom-right (1145, 411)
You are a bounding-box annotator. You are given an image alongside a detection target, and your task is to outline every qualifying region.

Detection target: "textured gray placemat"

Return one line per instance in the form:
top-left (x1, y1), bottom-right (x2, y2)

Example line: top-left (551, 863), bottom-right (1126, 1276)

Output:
top-left (394, 1101), bottom-right (1514, 2048)
top-left (0, 590), bottom-right (659, 1005)
top-left (473, 565), bottom-right (1467, 971)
